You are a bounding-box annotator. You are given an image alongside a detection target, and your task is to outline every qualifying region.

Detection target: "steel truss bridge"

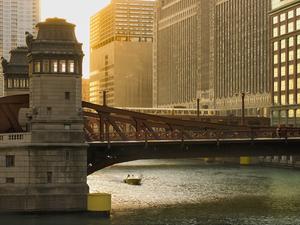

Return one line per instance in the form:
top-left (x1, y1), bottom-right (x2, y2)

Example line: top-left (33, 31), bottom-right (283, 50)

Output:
top-left (1, 94), bottom-right (300, 174)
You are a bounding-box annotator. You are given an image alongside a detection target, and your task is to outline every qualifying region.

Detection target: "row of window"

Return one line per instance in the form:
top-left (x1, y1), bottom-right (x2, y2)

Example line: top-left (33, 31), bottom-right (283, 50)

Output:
top-left (6, 78), bottom-right (29, 89)
top-left (34, 59), bottom-right (78, 74)
top-left (274, 78), bottom-right (300, 92)
top-left (273, 93), bottom-right (300, 105)
top-left (273, 36), bottom-right (300, 51)
top-left (273, 8), bottom-right (300, 25)
top-left (273, 109), bottom-right (300, 119)
top-left (273, 20), bottom-right (300, 37)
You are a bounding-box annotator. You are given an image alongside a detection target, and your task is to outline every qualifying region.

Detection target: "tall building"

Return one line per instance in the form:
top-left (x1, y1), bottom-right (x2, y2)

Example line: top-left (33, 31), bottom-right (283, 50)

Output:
top-left (0, 0), bottom-right (40, 96)
top-left (270, 0), bottom-right (300, 126)
top-left (214, 0), bottom-right (271, 117)
top-left (89, 0), bottom-right (154, 107)
top-left (154, 0), bottom-right (215, 109)
top-left (82, 78), bottom-right (90, 102)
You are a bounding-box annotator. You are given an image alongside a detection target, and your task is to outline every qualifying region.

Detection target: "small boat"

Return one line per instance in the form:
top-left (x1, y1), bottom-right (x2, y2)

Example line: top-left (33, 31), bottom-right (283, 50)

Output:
top-left (123, 175), bottom-right (142, 185)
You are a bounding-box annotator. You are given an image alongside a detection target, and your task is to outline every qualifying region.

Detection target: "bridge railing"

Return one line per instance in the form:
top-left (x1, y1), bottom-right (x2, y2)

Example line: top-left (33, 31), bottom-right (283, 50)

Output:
top-left (0, 132), bottom-right (31, 145)
top-left (87, 127), bottom-right (300, 142)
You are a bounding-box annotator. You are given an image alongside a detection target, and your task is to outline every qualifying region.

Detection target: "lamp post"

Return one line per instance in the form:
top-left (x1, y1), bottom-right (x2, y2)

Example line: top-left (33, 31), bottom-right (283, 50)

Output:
top-left (241, 92), bottom-right (245, 126)
top-left (103, 90), bottom-right (107, 106)
top-left (197, 98), bottom-right (200, 119)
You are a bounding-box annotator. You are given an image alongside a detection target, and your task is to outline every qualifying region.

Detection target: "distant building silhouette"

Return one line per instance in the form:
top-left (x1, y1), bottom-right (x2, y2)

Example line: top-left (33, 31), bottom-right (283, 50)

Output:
top-left (89, 0), bottom-right (154, 107)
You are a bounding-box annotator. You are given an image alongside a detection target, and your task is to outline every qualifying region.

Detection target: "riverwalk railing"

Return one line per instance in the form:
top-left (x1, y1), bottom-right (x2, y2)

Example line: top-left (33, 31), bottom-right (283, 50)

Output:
top-left (0, 132), bottom-right (31, 145)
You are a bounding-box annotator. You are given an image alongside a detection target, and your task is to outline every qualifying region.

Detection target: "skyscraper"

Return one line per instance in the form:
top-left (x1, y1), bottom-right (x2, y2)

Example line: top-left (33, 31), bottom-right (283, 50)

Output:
top-left (154, 0), bottom-right (215, 109)
top-left (89, 0), bottom-right (154, 107)
top-left (214, 0), bottom-right (271, 117)
top-left (270, 0), bottom-right (300, 126)
top-left (0, 0), bottom-right (40, 96)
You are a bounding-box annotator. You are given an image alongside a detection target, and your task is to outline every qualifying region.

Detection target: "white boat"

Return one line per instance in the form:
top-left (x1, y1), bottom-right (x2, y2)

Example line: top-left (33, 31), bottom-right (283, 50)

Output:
top-left (123, 175), bottom-right (142, 185)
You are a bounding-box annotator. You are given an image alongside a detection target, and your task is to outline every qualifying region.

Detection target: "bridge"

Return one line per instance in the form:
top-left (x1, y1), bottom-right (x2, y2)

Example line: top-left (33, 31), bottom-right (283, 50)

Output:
top-left (2, 94), bottom-right (300, 175)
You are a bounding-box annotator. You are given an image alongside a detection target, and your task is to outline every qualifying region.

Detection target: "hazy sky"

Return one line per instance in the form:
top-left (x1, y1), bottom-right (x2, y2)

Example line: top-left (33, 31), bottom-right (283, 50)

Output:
top-left (41, 0), bottom-right (110, 77)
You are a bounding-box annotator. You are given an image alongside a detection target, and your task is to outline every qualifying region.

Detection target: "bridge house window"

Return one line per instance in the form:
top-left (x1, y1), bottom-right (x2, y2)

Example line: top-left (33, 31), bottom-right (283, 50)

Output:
top-left (52, 60), bottom-right (58, 72)
top-left (6, 177), bottom-right (15, 184)
top-left (65, 92), bottom-right (70, 100)
top-left (34, 61), bottom-right (41, 73)
top-left (68, 60), bottom-right (75, 73)
top-left (47, 172), bottom-right (53, 183)
top-left (6, 155), bottom-right (15, 167)
top-left (43, 60), bottom-right (50, 72)
top-left (59, 60), bottom-right (66, 73)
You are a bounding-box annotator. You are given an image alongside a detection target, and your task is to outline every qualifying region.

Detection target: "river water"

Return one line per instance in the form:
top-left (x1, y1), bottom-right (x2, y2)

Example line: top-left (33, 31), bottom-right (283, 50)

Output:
top-left (2, 159), bottom-right (300, 225)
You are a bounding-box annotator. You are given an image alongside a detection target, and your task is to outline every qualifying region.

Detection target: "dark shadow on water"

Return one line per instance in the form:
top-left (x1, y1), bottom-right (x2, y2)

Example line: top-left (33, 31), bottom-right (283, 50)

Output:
top-left (1, 195), bottom-right (300, 225)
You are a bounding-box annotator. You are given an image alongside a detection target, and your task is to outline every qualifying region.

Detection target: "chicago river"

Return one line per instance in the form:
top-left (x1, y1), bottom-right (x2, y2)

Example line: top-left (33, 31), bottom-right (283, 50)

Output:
top-left (2, 159), bottom-right (300, 225)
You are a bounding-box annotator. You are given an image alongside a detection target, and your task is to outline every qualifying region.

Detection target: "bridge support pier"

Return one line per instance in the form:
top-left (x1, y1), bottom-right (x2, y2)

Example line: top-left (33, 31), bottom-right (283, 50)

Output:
top-left (0, 144), bottom-right (88, 212)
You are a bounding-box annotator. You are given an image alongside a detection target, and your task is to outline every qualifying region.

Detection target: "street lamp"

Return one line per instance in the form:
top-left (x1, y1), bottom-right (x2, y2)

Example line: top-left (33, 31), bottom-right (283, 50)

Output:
top-left (99, 90), bottom-right (107, 106)
top-left (236, 92), bottom-right (246, 126)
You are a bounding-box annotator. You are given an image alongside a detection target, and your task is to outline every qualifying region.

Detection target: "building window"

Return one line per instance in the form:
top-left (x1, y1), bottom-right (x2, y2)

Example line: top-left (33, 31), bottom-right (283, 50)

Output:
top-left (6, 155), bottom-right (15, 167)
top-left (281, 40), bottom-right (286, 49)
top-left (288, 22), bottom-right (294, 33)
top-left (59, 60), bottom-right (66, 73)
top-left (66, 151), bottom-right (70, 161)
top-left (297, 77), bottom-right (300, 88)
top-left (43, 60), bottom-right (50, 72)
top-left (281, 95), bottom-right (286, 105)
top-left (289, 65), bottom-right (294, 75)
top-left (47, 172), bottom-right (53, 184)
top-left (34, 61), bottom-right (41, 73)
top-left (281, 25), bottom-right (286, 35)
top-left (297, 19), bottom-right (300, 30)
top-left (68, 60), bottom-right (75, 73)
top-left (280, 13), bottom-right (286, 22)
top-left (289, 94), bottom-right (294, 104)
top-left (289, 51), bottom-right (294, 61)
top-left (296, 109), bottom-right (300, 117)
top-left (274, 81), bottom-right (278, 92)
top-left (6, 177), bottom-right (15, 184)
top-left (64, 124), bottom-right (71, 130)
top-left (46, 107), bottom-right (52, 115)
top-left (273, 27), bottom-right (278, 37)
top-left (65, 92), bottom-right (70, 100)
top-left (289, 37), bottom-right (294, 47)
top-left (289, 79), bottom-right (294, 90)
top-left (281, 80), bottom-right (286, 91)
top-left (288, 109), bottom-right (294, 118)
top-left (274, 68), bottom-right (278, 78)
top-left (281, 66), bottom-right (286, 76)
top-left (281, 52), bottom-right (286, 63)
top-left (288, 10), bottom-right (294, 19)
top-left (274, 96), bottom-right (279, 104)
top-left (298, 63), bottom-right (300, 73)
top-left (273, 16), bottom-right (278, 24)
top-left (52, 60), bottom-right (58, 73)
top-left (274, 41), bottom-right (278, 51)
top-left (297, 8), bottom-right (300, 16)
top-left (274, 54), bottom-right (278, 64)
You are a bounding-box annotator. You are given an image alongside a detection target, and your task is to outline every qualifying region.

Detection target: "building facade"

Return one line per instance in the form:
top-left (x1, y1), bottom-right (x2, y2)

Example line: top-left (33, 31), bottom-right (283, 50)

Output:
top-left (2, 47), bottom-right (29, 96)
top-left (214, 0), bottom-right (271, 117)
top-left (0, 0), bottom-right (40, 96)
top-left (154, 0), bottom-right (215, 109)
top-left (89, 0), bottom-right (154, 107)
top-left (270, 0), bottom-right (300, 126)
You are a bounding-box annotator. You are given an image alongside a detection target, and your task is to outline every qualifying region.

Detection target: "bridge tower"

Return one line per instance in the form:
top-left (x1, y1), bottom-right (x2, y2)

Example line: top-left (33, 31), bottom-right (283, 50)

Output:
top-left (0, 18), bottom-right (88, 212)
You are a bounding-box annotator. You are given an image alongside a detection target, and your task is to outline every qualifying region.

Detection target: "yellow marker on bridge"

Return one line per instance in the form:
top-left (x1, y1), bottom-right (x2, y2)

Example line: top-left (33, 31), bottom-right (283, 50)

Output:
top-left (88, 193), bottom-right (111, 217)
